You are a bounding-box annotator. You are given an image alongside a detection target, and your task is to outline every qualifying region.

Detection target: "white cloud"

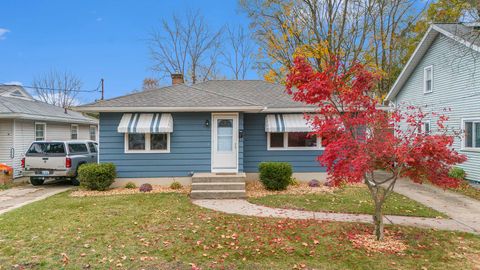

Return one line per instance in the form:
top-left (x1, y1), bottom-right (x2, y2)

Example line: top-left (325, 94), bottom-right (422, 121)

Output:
top-left (3, 81), bottom-right (22, 86)
top-left (0, 28), bottom-right (10, 40)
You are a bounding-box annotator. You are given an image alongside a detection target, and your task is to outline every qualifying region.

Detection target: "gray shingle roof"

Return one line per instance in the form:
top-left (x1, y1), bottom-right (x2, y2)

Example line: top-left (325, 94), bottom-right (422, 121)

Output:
top-left (0, 96), bottom-right (97, 124)
top-left (434, 23), bottom-right (480, 47)
top-left (77, 80), bottom-right (313, 111)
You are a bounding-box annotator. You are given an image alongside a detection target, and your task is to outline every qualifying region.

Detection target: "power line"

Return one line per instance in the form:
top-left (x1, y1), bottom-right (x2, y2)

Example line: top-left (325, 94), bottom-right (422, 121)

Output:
top-left (0, 80), bottom-right (102, 93)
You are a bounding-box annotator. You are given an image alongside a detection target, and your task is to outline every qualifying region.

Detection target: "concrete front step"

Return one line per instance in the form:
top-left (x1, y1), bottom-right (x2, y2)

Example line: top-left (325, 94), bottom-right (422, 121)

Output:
top-left (192, 182), bottom-right (245, 191)
top-left (190, 190), bottom-right (246, 199)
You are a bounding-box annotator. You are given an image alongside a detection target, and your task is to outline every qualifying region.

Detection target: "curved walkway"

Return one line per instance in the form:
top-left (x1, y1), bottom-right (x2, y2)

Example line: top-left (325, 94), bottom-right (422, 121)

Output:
top-left (192, 199), bottom-right (479, 235)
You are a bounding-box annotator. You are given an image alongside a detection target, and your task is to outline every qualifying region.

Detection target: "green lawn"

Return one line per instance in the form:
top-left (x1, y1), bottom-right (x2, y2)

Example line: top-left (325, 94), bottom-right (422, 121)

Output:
top-left (249, 186), bottom-right (447, 218)
top-left (0, 192), bottom-right (478, 269)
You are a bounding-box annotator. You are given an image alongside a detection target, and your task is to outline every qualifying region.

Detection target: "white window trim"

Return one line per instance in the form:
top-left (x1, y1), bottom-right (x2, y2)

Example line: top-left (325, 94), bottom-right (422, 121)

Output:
top-left (267, 132), bottom-right (324, 151)
top-left (417, 120), bottom-right (431, 134)
top-left (71, 124), bottom-right (79, 140)
top-left (124, 133), bottom-right (170, 153)
top-left (461, 118), bottom-right (480, 152)
top-left (34, 122), bottom-right (46, 141)
top-left (423, 65), bottom-right (433, 94)
top-left (89, 125), bottom-right (97, 141)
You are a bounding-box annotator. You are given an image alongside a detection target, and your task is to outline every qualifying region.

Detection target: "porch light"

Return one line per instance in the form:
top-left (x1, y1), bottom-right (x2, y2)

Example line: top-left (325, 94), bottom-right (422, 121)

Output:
top-left (205, 119), bottom-right (210, 127)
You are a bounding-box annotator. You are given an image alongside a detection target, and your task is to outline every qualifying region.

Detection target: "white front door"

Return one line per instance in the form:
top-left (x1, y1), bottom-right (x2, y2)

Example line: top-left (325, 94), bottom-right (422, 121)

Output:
top-left (212, 113), bottom-right (238, 173)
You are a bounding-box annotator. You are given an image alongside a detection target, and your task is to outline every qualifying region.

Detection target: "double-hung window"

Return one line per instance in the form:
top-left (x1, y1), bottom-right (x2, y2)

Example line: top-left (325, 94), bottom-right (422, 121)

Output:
top-left (89, 125), bottom-right (97, 141)
top-left (424, 65), bottom-right (433, 93)
top-left (267, 132), bottom-right (324, 150)
top-left (71, 124), bottom-right (79, 140)
top-left (119, 113), bottom-right (173, 153)
top-left (125, 133), bottom-right (170, 153)
top-left (463, 119), bottom-right (480, 150)
top-left (34, 122), bottom-right (46, 141)
top-left (418, 121), bottom-right (431, 135)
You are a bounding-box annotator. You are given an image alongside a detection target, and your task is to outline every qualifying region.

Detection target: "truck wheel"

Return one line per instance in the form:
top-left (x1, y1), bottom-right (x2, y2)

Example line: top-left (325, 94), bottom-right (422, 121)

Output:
top-left (71, 178), bottom-right (80, 186)
top-left (30, 177), bottom-right (44, 186)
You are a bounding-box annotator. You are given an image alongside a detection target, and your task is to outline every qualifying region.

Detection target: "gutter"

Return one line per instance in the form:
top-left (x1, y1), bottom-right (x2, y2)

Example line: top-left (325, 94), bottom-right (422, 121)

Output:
top-left (0, 113), bottom-right (98, 125)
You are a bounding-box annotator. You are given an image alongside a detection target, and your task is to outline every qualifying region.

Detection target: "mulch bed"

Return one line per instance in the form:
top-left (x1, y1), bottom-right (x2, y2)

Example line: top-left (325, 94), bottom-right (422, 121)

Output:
top-left (246, 181), bottom-right (336, 198)
top-left (70, 185), bottom-right (190, 197)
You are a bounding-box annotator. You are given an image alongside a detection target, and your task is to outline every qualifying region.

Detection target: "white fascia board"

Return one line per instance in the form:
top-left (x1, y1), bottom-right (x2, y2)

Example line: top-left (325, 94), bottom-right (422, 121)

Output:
top-left (385, 26), bottom-right (438, 101)
top-left (431, 24), bottom-right (480, 53)
top-left (0, 113), bottom-right (98, 125)
top-left (73, 106), bottom-right (266, 113)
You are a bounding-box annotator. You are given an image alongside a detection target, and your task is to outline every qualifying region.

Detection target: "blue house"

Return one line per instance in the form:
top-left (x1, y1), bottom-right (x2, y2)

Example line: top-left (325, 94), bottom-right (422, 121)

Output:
top-left (76, 77), bottom-right (327, 198)
top-left (386, 23), bottom-right (480, 183)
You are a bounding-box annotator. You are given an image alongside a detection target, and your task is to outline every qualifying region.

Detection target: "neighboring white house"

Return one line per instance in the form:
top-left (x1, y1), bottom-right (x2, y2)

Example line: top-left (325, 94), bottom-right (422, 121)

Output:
top-left (0, 84), bottom-right (98, 177)
top-left (386, 23), bottom-right (480, 183)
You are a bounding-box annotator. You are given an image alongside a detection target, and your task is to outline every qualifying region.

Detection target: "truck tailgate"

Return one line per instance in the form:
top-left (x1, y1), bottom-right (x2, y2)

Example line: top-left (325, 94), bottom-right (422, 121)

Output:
top-left (25, 156), bottom-right (66, 170)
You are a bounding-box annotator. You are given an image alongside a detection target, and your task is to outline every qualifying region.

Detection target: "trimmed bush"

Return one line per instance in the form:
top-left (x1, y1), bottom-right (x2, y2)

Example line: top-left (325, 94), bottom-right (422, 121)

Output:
top-left (170, 181), bottom-right (183, 190)
top-left (258, 162), bottom-right (293, 191)
top-left (78, 163), bottom-right (116, 191)
top-left (125, 182), bottom-right (136, 189)
top-left (139, 183), bottom-right (153, 192)
top-left (449, 167), bottom-right (466, 180)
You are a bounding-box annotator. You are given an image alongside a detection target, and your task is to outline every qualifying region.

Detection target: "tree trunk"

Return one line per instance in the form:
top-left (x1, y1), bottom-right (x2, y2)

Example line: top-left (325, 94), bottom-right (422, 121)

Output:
top-left (373, 198), bottom-right (384, 241)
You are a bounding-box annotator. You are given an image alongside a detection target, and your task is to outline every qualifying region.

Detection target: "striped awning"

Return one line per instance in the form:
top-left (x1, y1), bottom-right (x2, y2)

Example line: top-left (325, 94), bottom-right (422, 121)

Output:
top-left (265, 114), bottom-right (313, 132)
top-left (117, 113), bottom-right (173, 133)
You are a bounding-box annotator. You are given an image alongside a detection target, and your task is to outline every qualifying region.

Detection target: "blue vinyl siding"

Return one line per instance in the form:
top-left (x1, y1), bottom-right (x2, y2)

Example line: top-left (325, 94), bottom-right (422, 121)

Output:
top-left (100, 112), bottom-right (212, 178)
top-left (243, 113), bottom-right (325, 173)
top-left (394, 35), bottom-right (480, 182)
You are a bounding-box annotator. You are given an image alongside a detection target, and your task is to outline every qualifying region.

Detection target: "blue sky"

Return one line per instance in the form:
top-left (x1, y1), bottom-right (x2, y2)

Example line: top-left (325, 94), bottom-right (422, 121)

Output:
top-left (0, 0), bottom-right (258, 103)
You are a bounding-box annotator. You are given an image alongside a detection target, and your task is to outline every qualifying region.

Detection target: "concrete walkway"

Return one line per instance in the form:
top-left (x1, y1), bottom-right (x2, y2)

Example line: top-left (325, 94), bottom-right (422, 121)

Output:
top-left (393, 179), bottom-right (480, 233)
top-left (0, 184), bottom-right (71, 215)
top-left (193, 199), bottom-right (478, 234)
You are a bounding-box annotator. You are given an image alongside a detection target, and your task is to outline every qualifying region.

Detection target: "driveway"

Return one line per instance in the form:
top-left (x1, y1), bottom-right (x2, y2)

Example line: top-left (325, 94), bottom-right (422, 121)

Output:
top-left (393, 179), bottom-right (480, 233)
top-left (0, 181), bottom-right (72, 215)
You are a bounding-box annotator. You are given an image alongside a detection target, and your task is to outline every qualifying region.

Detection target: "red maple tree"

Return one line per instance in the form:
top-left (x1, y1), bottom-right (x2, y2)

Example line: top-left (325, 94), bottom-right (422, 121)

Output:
top-left (286, 57), bottom-right (466, 240)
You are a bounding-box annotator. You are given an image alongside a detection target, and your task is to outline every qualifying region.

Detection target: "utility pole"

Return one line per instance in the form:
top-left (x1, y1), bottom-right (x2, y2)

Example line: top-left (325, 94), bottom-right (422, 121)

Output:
top-left (101, 78), bottom-right (104, 100)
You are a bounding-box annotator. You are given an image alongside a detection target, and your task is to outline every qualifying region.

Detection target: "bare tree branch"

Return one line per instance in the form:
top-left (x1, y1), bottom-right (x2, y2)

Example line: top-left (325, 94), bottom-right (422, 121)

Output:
top-left (32, 70), bottom-right (82, 108)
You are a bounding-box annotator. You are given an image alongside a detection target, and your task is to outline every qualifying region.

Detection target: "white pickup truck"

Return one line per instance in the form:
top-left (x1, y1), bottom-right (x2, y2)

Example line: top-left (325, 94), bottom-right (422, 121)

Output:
top-left (22, 140), bottom-right (98, 186)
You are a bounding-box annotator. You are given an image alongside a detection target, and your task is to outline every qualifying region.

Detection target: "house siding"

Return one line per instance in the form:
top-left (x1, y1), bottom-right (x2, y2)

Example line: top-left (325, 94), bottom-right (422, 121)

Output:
top-left (243, 113), bottom-right (325, 173)
top-left (394, 34), bottom-right (480, 182)
top-left (0, 119), bottom-right (14, 170)
top-left (0, 119), bottom-right (95, 177)
top-left (99, 112), bottom-right (212, 178)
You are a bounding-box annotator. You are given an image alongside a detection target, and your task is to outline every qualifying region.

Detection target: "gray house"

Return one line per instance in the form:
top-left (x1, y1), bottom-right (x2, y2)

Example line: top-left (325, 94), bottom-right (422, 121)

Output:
top-left (386, 23), bottom-right (480, 183)
top-left (76, 78), bottom-right (326, 198)
top-left (0, 85), bottom-right (98, 177)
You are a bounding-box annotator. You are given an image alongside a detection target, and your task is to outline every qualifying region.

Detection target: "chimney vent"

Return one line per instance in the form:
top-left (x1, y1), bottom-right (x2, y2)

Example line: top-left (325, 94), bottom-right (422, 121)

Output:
top-left (171, 73), bottom-right (184, 85)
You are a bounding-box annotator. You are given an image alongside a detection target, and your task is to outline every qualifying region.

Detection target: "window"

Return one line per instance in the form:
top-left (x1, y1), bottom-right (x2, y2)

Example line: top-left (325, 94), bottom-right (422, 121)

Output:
top-left (68, 143), bottom-right (88, 154)
top-left (424, 65), bottom-right (433, 93)
top-left (88, 142), bottom-right (97, 153)
top-left (71, 124), bottom-right (79, 140)
top-left (34, 122), bottom-right (46, 141)
top-left (267, 132), bottom-right (323, 150)
top-left (463, 119), bottom-right (480, 150)
top-left (27, 143), bottom-right (65, 155)
top-left (125, 133), bottom-right (170, 153)
top-left (89, 125), bottom-right (97, 141)
top-left (418, 121), bottom-right (431, 134)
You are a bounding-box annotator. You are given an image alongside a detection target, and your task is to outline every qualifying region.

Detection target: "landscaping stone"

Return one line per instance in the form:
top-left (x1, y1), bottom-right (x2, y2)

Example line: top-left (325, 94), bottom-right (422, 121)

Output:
top-left (309, 179), bottom-right (320, 187)
top-left (139, 183), bottom-right (153, 192)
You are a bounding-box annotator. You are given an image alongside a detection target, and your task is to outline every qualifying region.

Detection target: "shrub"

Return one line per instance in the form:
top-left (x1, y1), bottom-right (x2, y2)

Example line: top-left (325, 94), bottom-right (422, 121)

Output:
top-left (449, 167), bottom-right (466, 180)
top-left (78, 163), bottom-right (116, 191)
top-left (258, 162), bottom-right (293, 191)
top-left (139, 183), bottom-right (153, 192)
top-left (170, 181), bottom-right (183, 190)
top-left (289, 177), bottom-right (300, 186)
top-left (125, 182), bottom-right (136, 189)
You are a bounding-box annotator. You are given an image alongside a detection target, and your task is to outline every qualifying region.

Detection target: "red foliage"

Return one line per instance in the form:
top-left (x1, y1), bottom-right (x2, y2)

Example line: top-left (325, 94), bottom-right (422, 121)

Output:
top-left (286, 57), bottom-right (466, 188)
